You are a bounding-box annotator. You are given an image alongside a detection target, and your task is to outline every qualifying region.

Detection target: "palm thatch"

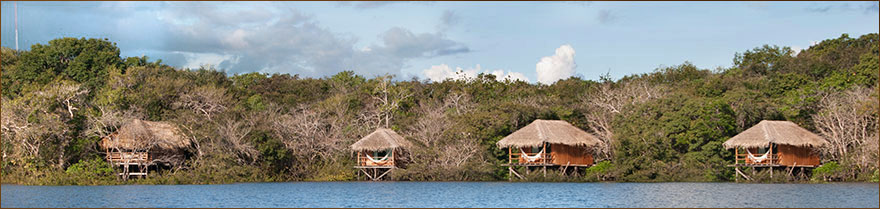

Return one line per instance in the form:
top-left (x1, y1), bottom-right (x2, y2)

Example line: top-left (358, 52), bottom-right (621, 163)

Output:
top-left (496, 119), bottom-right (603, 148)
top-left (350, 128), bottom-right (412, 152)
top-left (101, 119), bottom-right (190, 150)
top-left (722, 120), bottom-right (828, 149)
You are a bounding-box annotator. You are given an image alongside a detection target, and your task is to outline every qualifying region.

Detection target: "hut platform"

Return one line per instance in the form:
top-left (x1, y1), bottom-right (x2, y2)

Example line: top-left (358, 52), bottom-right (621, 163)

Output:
top-left (726, 164), bottom-right (816, 168)
top-left (354, 165), bottom-right (396, 169)
top-left (502, 163), bottom-right (591, 167)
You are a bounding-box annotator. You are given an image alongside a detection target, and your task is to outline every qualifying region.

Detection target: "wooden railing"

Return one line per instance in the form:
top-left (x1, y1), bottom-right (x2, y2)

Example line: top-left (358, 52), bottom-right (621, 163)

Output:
top-left (106, 152), bottom-right (151, 164)
top-left (357, 155), bottom-right (395, 166)
top-left (735, 153), bottom-right (780, 165)
top-left (509, 152), bottom-right (554, 165)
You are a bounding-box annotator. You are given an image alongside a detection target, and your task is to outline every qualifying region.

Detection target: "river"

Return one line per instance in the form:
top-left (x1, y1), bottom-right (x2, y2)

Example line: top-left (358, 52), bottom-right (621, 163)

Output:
top-left (2, 182), bottom-right (877, 208)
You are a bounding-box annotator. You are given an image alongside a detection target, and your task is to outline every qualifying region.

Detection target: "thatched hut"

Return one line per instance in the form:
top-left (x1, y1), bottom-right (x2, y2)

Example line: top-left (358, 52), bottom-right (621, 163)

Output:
top-left (350, 128), bottom-right (411, 181)
top-left (350, 128), bottom-right (411, 167)
top-left (497, 119), bottom-right (603, 179)
top-left (100, 119), bottom-right (190, 170)
top-left (723, 120), bottom-right (827, 167)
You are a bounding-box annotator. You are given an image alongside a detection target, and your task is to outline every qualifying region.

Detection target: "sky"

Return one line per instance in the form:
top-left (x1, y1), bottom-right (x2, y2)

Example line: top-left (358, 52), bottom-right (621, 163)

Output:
top-left (1, 1), bottom-right (878, 84)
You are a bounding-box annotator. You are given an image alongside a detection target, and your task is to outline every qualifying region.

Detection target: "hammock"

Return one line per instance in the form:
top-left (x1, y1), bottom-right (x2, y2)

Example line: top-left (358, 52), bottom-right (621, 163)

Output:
top-left (365, 151), bottom-right (391, 163)
top-left (519, 148), bottom-right (545, 162)
top-left (747, 149), bottom-right (772, 163)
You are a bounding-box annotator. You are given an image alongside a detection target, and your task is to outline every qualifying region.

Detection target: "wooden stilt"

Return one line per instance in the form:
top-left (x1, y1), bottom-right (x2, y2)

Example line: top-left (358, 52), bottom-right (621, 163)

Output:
top-left (770, 166), bottom-right (773, 178)
top-left (509, 167), bottom-right (513, 181)
top-left (376, 168), bottom-right (392, 180)
top-left (510, 167), bottom-right (525, 180)
top-left (736, 167), bottom-right (753, 181)
top-left (543, 165), bottom-right (546, 177)
top-left (361, 169), bottom-right (375, 181)
top-left (561, 162), bottom-right (570, 176)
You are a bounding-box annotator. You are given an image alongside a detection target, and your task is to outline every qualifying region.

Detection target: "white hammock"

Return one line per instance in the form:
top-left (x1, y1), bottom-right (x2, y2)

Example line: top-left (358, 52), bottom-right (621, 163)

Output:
top-left (519, 148), bottom-right (545, 162)
top-left (365, 151), bottom-right (391, 163)
top-left (747, 149), bottom-right (772, 163)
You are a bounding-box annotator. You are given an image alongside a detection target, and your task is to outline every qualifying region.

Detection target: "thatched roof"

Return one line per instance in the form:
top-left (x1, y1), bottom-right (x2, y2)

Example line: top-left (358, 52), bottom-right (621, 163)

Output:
top-left (722, 120), bottom-right (828, 149)
top-left (101, 119), bottom-right (190, 150)
top-left (496, 119), bottom-right (603, 148)
top-left (350, 128), bottom-right (412, 151)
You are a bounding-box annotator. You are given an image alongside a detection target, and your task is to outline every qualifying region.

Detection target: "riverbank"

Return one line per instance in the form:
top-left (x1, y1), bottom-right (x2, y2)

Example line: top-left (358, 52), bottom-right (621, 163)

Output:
top-left (3, 165), bottom-right (876, 186)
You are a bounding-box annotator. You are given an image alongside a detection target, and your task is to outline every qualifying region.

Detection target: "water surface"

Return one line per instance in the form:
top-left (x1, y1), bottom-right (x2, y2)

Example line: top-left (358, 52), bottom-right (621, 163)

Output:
top-left (2, 182), bottom-right (877, 208)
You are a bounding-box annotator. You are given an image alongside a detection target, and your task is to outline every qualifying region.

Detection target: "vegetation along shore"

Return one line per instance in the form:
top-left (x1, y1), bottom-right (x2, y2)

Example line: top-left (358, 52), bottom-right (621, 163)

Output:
top-left (1, 33), bottom-right (877, 185)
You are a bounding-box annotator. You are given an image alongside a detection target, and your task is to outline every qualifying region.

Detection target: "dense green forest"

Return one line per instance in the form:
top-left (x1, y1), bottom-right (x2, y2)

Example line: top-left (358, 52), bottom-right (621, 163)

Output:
top-left (1, 34), bottom-right (877, 185)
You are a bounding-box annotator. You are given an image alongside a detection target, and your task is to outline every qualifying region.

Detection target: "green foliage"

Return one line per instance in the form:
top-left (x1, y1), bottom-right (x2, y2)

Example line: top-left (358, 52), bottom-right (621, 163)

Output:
top-left (610, 94), bottom-right (736, 182)
top-left (12, 38), bottom-right (122, 95)
top-left (584, 161), bottom-right (613, 181)
top-left (872, 169), bottom-right (879, 183)
top-left (2, 33), bottom-right (876, 185)
top-left (64, 157), bottom-right (114, 184)
top-left (812, 161), bottom-right (842, 182)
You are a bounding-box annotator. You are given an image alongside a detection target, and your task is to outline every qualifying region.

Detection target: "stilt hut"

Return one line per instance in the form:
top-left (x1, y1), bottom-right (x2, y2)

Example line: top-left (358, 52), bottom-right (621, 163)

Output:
top-left (350, 128), bottom-right (412, 181)
top-left (723, 120), bottom-right (828, 180)
top-left (100, 119), bottom-right (190, 180)
top-left (497, 119), bottom-right (604, 180)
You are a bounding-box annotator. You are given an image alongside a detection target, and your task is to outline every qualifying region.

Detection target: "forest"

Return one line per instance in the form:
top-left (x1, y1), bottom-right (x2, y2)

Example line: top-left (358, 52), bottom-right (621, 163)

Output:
top-left (1, 33), bottom-right (877, 185)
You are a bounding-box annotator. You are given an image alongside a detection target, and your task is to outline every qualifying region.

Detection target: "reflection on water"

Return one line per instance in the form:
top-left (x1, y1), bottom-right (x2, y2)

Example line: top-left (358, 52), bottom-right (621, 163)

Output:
top-left (2, 182), bottom-right (877, 208)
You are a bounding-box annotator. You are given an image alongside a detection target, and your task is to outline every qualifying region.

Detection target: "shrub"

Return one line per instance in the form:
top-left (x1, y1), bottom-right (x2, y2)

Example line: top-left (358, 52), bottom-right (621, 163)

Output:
top-left (584, 161), bottom-right (613, 181)
top-left (812, 161), bottom-right (841, 182)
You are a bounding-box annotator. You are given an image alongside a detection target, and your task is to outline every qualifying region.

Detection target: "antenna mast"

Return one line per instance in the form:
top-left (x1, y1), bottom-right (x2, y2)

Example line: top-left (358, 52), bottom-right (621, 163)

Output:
top-left (15, 1), bottom-right (19, 50)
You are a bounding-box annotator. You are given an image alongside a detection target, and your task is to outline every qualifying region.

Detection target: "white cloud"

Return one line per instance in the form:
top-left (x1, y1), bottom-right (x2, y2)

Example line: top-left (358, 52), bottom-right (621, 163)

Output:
top-left (790, 46), bottom-right (803, 56)
top-left (174, 51), bottom-right (240, 70)
top-left (423, 64), bottom-right (530, 82)
top-left (536, 44), bottom-right (577, 84)
top-left (154, 2), bottom-right (470, 77)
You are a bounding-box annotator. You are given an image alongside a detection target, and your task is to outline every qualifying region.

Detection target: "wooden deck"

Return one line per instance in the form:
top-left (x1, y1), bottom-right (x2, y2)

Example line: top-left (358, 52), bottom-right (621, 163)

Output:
top-left (502, 163), bottom-right (592, 167)
top-left (727, 164), bottom-right (816, 168)
top-left (104, 151), bottom-right (153, 180)
top-left (354, 165), bottom-right (395, 169)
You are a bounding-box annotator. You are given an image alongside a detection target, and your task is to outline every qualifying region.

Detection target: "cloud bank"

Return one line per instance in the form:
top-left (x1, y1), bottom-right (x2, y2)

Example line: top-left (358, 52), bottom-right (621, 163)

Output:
top-left (536, 45), bottom-right (577, 84)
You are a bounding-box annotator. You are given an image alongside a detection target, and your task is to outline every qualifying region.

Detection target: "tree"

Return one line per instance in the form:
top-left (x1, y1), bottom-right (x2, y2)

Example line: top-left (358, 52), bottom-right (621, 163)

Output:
top-left (582, 74), bottom-right (667, 160)
top-left (813, 86), bottom-right (878, 173)
top-left (1, 81), bottom-right (88, 169)
top-left (13, 38), bottom-right (122, 94)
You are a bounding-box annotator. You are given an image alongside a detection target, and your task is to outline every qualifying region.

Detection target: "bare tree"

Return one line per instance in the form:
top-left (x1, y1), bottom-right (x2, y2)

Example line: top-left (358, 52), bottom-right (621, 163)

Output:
top-left (407, 93), bottom-right (482, 170)
top-left (1, 82), bottom-right (86, 168)
top-left (813, 86), bottom-right (878, 171)
top-left (217, 119), bottom-right (258, 164)
top-left (271, 105), bottom-right (344, 165)
top-left (173, 85), bottom-right (230, 120)
top-left (582, 79), bottom-right (667, 160)
top-left (370, 75), bottom-right (413, 128)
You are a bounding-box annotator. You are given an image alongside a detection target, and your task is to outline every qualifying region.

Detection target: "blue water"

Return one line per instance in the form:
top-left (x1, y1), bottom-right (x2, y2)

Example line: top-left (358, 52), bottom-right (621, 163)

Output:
top-left (1, 182), bottom-right (877, 208)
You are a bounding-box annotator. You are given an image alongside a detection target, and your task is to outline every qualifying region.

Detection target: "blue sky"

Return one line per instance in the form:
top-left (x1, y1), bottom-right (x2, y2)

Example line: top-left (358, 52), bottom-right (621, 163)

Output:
top-left (1, 1), bottom-right (878, 83)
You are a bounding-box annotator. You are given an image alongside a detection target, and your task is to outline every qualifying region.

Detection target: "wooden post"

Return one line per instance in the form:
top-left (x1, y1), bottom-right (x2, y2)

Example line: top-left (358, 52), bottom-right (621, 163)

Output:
top-left (542, 143), bottom-right (547, 165)
top-left (543, 165), bottom-right (546, 177)
top-left (508, 166), bottom-right (513, 181)
top-left (735, 148), bottom-right (739, 165)
top-left (542, 143), bottom-right (547, 177)
top-left (508, 146), bottom-right (512, 165)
